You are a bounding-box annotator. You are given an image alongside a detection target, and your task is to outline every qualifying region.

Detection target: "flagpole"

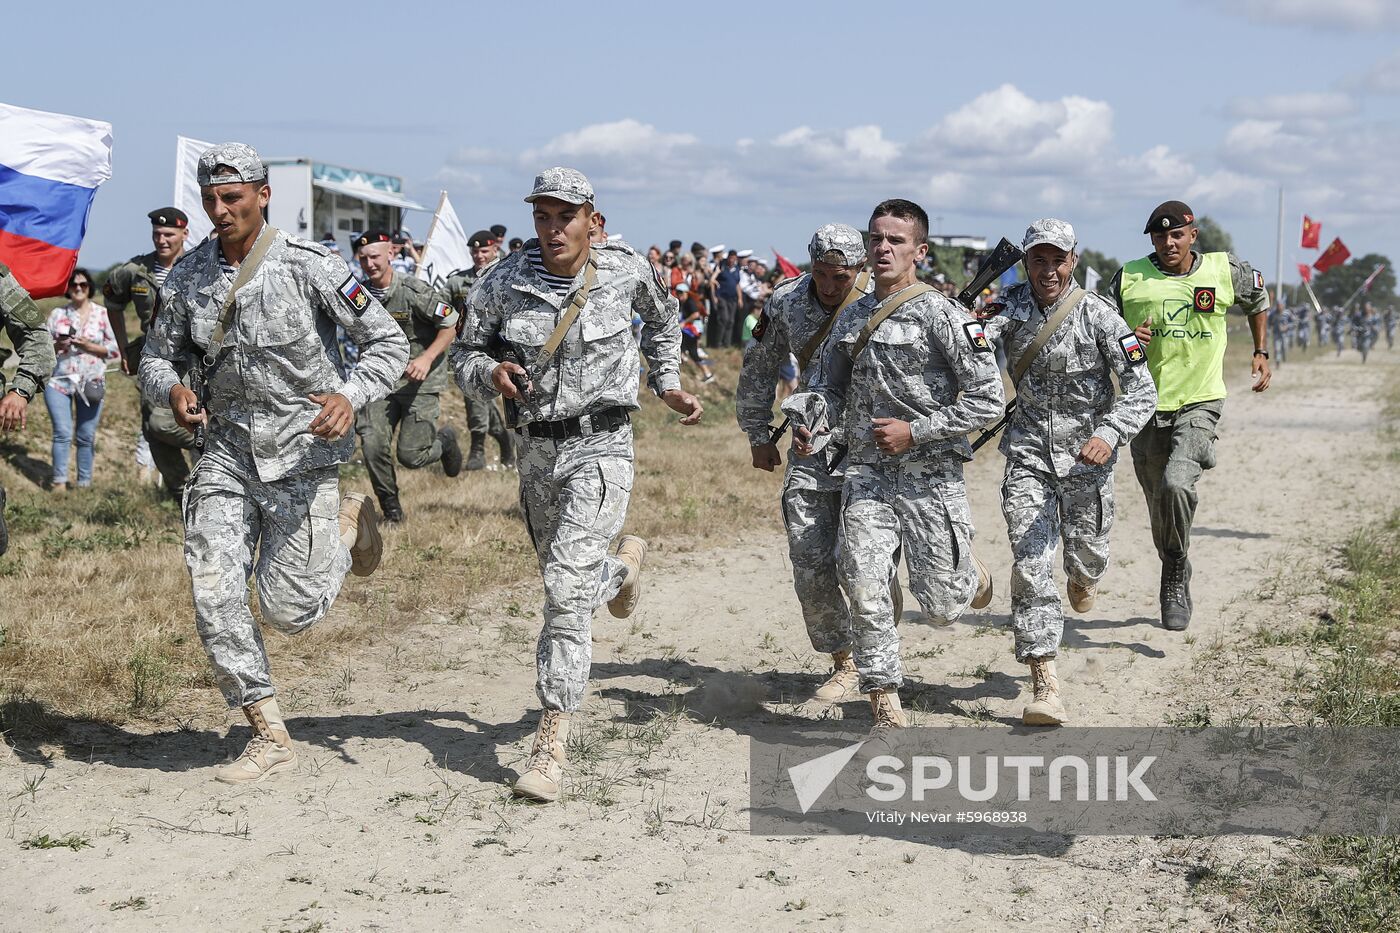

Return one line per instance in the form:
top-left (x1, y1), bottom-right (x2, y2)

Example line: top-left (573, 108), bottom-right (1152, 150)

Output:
top-left (1274, 187), bottom-right (1284, 309)
top-left (415, 190), bottom-right (447, 281)
top-left (1341, 264), bottom-right (1386, 311)
top-left (1301, 278), bottom-right (1324, 316)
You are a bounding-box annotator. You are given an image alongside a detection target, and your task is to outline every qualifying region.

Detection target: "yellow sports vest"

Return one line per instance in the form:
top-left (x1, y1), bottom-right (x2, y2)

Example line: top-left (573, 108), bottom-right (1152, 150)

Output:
top-left (1120, 252), bottom-right (1235, 412)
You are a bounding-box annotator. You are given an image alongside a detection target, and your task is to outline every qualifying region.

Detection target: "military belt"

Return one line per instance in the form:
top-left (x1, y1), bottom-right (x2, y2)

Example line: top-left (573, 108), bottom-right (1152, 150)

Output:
top-left (519, 406), bottom-right (630, 440)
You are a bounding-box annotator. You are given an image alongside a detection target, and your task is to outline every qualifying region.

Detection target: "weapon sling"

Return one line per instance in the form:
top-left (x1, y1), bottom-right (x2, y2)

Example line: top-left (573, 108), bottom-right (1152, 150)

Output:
top-left (204, 224), bottom-right (278, 365)
top-left (1007, 286), bottom-right (1084, 388)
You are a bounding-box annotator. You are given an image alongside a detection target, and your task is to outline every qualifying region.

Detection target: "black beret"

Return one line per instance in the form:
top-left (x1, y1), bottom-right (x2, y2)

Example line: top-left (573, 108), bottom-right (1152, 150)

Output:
top-left (148, 207), bottom-right (188, 229)
top-left (353, 229), bottom-right (393, 251)
top-left (689, 242), bottom-right (704, 254)
top-left (508, 237), bottom-right (523, 249)
top-left (468, 230), bottom-right (496, 248)
top-left (1144, 200), bottom-right (1195, 234)
top-left (489, 224), bottom-right (507, 238)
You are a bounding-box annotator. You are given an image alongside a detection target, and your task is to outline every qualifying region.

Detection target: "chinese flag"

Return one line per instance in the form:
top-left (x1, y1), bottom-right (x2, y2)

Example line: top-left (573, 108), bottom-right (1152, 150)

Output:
top-left (772, 248), bottom-right (802, 280)
top-left (1297, 263), bottom-right (1312, 282)
top-left (1300, 215), bottom-right (1320, 249)
top-left (1313, 238), bottom-right (1351, 274)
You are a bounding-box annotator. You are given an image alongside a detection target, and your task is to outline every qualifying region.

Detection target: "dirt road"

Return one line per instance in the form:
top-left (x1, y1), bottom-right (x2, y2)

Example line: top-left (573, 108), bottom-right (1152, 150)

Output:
top-left (5, 348), bottom-right (1395, 931)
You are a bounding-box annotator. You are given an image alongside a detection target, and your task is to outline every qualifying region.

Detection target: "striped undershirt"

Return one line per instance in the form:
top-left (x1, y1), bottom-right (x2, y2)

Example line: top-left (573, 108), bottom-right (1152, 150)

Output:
top-left (527, 246), bottom-right (577, 296)
top-left (367, 283), bottom-right (390, 303)
top-left (153, 263), bottom-right (173, 286)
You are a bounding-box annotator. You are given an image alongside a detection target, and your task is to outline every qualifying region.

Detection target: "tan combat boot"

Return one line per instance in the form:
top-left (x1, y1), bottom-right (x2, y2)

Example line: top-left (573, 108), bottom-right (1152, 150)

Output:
top-left (868, 688), bottom-right (907, 732)
top-left (607, 535), bottom-right (648, 619)
top-left (215, 696), bottom-right (297, 784)
top-left (971, 553), bottom-right (994, 610)
top-left (1067, 578), bottom-right (1097, 613)
top-left (513, 710), bottom-right (571, 802)
top-left (812, 650), bottom-right (860, 703)
top-left (1023, 657), bottom-right (1067, 726)
top-left (339, 493), bottom-right (383, 577)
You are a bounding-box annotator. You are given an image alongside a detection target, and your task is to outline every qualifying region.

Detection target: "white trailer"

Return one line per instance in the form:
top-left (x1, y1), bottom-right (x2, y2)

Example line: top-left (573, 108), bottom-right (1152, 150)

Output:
top-left (263, 158), bottom-right (427, 255)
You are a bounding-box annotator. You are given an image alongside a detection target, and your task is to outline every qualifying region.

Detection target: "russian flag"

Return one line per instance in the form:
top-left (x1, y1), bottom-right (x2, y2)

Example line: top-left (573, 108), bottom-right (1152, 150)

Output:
top-left (0, 102), bottom-right (113, 298)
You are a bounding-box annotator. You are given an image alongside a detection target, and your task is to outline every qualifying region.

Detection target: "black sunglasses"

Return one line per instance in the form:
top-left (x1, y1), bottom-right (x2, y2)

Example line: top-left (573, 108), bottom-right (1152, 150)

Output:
top-left (69, 281), bottom-right (91, 290)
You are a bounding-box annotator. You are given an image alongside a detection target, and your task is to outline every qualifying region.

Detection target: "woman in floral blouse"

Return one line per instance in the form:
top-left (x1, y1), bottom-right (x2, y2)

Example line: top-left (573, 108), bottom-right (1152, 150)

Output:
top-left (44, 268), bottom-right (120, 490)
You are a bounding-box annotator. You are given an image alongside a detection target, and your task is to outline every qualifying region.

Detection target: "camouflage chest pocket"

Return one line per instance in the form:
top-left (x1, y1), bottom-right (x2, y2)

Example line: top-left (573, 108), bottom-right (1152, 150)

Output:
top-left (868, 321), bottom-right (927, 385)
top-left (579, 303), bottom-right (633, 347)
top-left (253, 294), bottom-right (316, 348)
top-left (501, 310), bottom-right (559, 351)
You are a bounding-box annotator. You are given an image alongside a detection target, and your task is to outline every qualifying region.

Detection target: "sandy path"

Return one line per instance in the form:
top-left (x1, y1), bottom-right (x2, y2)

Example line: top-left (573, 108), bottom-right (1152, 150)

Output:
top-left (5, 347), bottom-right (1396, 932)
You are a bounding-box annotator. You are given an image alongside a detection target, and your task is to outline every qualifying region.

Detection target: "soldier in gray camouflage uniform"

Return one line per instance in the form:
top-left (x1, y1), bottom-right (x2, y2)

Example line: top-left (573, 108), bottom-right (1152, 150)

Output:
top-left (140, 143), bottom-right (409, 784)
top-left (444, 230), bottom-right (514, 470)
top-left (735, 223), bottom-right (876, 705)
top-left (451, 167), bottom-right (702, 803)
top-left (981, 219), bottom-right (1157, 726)
top-left (0, 260), bottom-right (57, 555)
top-left (350, 230), bottom-right (464, 523)
top-left (799, 199), bottom-right (1001, 731)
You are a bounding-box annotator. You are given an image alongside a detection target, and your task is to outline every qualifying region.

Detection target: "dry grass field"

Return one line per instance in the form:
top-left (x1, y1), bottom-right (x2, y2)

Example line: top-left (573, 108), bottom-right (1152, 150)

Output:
top-left (0, 343), bottom-right (781, 731)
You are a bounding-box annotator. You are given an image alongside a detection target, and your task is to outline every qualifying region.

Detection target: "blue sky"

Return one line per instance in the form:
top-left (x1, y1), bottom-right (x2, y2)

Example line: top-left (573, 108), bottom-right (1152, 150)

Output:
top-left (9, 0), bottom-right (1400, 286)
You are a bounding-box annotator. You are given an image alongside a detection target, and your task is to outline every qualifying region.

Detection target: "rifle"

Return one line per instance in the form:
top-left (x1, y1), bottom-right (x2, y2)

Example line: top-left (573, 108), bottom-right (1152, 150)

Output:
top-left (824, 237), bottom-right (1025, 472)
top-left (187, 353), bottom-right (208, 450)
top-left (489, 336), bottom-right (544, 428)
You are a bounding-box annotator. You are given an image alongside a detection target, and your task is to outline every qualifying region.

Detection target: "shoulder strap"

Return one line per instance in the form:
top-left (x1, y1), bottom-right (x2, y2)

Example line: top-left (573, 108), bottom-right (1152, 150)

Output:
top-left (531, 250), bottom-right (598, 369)
top-left (205, 225), bottom-right (279, 362)
top-left (849, 283), bottom-right (935, 361)
top-left (1009, 286), bottom-right (1084, 387)
top-left (795, 271), bottom-right (874, 371)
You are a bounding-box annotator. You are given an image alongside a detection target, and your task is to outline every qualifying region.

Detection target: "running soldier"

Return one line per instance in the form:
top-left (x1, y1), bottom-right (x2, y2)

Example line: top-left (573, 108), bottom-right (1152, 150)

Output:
top-left (981, 220), bottom-right (1156, 725)
top-left (103, 208), bottom-right (200, 496)
top-left (0, 260), bottom-right (57, 555)
top-left (797, 199), bottom-right (1000, 731)
top-left (140, 143), bottom-right (409, 783)
top-left (1109, 199), bottom-right (1270, 631)
top-left (451, 167), bottom-right (702, 802)
top-left (735, 224), bottom-right (874, 706)
top-left (350, 229), bottom-right (464, 523)
top-left (444, 231), bottom-right (514, 470)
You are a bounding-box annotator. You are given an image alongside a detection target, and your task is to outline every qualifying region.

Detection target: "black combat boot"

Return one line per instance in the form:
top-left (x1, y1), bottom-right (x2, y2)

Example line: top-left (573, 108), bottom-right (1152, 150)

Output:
top-left (380, 495), bottom-right (405, 525)
top-left (465, 432), bottom-right (487, 472)
top-left (439, 426), bottom-right (464, 478)
top-left (1160, 557), bottom-right (1192, 631)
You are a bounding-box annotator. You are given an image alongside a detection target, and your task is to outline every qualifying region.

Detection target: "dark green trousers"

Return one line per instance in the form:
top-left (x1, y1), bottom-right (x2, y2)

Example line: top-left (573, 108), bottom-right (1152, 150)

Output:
top-left (1128, 400), bottom-right (1223, 563)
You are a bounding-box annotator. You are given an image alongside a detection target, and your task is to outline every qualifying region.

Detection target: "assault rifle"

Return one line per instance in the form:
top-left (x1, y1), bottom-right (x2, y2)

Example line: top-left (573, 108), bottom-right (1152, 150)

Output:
top-left (489, 336), bottom-right (544, 429)
top-left (187, 353), bottom-right (208, 450)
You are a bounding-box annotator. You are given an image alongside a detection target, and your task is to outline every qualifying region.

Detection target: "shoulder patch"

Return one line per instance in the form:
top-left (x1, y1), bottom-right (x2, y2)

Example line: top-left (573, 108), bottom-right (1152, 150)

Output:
top-left (962, 320), bottom-right (992, 353)
top-left (338, 275), bottom-right (371, 315)
top-left (433, 301), bottom-right (452, 320)
top-left (1118, 332), bottom-right (1146, 366)
top-left (752, 308), bottom-right (769, 342)
top-left (978, 300), bottom-right (1005, 319)
top-left (1252, 269), bottom-right (1265, 291)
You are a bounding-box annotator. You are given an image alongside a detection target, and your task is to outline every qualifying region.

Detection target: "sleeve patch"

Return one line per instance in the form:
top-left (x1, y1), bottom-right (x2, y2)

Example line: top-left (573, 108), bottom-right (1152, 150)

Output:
top-left (962, 320), bottom-right (992, 353)
top-left (338, 275), bottom-right (370, 315)
top-left (1252, 269), bottom-right (1265, 291)
top-left (433, 301), bottom-right (452, 320)
top-left (1119, 332), bottom-right (1146, 366)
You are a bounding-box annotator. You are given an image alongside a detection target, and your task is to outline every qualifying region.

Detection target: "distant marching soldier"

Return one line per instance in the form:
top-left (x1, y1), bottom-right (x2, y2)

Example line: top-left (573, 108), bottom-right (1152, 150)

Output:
top-left (444, 230), bottom-right (516, 470)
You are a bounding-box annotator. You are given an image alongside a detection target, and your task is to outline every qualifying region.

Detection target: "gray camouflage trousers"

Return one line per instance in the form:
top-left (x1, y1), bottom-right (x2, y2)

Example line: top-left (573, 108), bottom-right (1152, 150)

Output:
top-left (1002, 461), bottom-right (1114, 662)
top-left (1129, 400), bottom-right (1222, 563)
top-left (781, 478), bottom-right (852, 656)
top-left (517, 425), bottom-right (633, 712)
top-left (182, 431), bottom-right (351, 708)
top-left (839, 460), bottom-right (977, 692)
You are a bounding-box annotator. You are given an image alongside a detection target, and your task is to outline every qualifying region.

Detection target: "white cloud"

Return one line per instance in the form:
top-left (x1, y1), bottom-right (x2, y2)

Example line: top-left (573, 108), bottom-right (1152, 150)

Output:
top-left (929, 84), bottom-right (1113, 168)
top-left (1227, 92), bottom-right (1358, 119)
top-left (1209, 0), bottom-right (1400, 29)
top-left (523, 119), bottom-right (697, 162)
top-left (1358, 52), bottom-right (1400, 93)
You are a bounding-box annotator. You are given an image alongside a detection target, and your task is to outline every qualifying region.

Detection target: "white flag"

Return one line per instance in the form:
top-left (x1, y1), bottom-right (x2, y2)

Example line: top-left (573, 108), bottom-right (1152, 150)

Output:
top-left (1083, 265), bottom-right (1102, 293)
top-left (174, 135), bottom-right (215, 244)
top-left (416, 192), bottom-right (470, 287)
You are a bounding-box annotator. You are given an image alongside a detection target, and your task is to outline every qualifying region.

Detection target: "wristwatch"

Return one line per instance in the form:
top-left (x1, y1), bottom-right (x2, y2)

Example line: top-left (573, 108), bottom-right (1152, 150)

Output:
top-left (1253, 349), bottom-right (1270, 359)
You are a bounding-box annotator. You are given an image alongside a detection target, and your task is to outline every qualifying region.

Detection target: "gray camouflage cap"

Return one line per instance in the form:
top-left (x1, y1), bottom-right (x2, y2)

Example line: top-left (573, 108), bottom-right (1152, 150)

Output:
top-left (197, 142), bottom-right (267, 187)
top-left (1022, 218), bottom-right (1077, 253)
top-left (524, 167), bottom-right (595, 205)
top-left (808, 223), bottom-right (866, 267)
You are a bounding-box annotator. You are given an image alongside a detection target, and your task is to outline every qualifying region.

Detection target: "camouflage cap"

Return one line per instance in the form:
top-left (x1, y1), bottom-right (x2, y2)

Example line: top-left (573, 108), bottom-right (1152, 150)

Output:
top-left (1022, 218), bottom-right (1077, 253)
top-left (524, 167), bottom-right (595, 205)
top-left (197, 142), bottom-right (267, 186)
top-left (808, 223), bottom-right (866, 267)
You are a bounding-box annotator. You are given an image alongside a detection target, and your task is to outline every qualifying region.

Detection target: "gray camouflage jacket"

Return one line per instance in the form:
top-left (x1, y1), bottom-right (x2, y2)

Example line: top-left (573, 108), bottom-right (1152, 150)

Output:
top-left (0, 261), bottom-right (56, 400)
top-left (983, 282), bottom-right (1157, 478)
top-left (139, 228), bottom-right (409, 482)
top-left (450, 240), bottom-right (681, 422)
top-left (815, 285), bottom-right (1004, 469)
